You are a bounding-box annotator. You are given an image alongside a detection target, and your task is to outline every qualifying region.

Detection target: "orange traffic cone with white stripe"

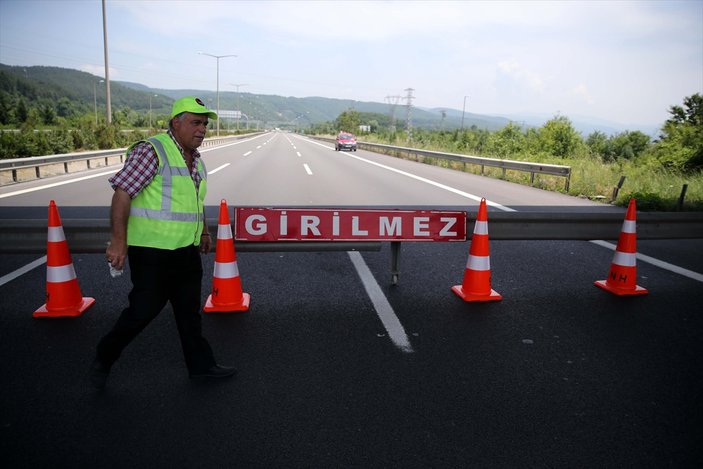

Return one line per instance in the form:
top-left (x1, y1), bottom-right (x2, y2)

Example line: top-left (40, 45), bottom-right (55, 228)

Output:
top-left (204, 199), bottom-right (250, 312)
top-left (33, 200), bottom-right (95, 318)
top-left (452, 198), bottom-right (502, 302)
top-left (595, 198), bottom-right (648, 295)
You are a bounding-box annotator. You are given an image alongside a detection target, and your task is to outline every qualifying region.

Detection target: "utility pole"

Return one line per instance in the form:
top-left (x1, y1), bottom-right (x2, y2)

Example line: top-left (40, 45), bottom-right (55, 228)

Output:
top-left (461, 95), bottom-right (468, 130)
top-left (404, 88), bottom-right (415, 141)
top-left (149, 94), bottom-right (157, 129)
top-left (230, 83), bottom-right (249, 130)
top-left (93, 79), bottom-right (104, 126)
top-left (102, 0), bottom-right (111, 124)
top-left (384, 95), bottom-right (402, 132)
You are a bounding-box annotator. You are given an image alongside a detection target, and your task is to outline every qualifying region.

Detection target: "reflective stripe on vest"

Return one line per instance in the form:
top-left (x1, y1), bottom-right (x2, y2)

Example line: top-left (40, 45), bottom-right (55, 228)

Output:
top-left (129, 207), bottom-right (203, 222)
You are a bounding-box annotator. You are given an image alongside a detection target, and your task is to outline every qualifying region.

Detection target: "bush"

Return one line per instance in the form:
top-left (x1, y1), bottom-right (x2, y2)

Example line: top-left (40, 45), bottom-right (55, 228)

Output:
top-left (46, 128), bottom-right (72, 154)
top-left (95, 124), bottom-right (118, 149)
top-left (621, 191), bottom-right (669, 211)
top-left (0, 131), bottom-right (19, 158)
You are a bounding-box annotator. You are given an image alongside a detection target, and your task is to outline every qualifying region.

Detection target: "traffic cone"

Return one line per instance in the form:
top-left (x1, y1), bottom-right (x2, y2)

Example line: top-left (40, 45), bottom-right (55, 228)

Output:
top-left (33, 200), bottom-right (95, 318)
top-left (204, 200), bottom-right (250, 312)
top-left (452, 198), bottom-right (502, 302)
top-left (595, 198), bottom-right (648, 295)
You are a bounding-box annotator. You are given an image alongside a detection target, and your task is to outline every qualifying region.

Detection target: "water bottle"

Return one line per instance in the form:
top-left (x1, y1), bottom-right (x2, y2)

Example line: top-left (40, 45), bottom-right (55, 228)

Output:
top-left (108, 262), bottom-right (123, 278)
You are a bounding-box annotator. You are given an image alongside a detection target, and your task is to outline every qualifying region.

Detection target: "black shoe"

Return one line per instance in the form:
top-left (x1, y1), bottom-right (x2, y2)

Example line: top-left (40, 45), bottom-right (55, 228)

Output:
top-left (89, 359), bottom-right (111, 389)
top-left (189, 364), bottom-right (237, 380)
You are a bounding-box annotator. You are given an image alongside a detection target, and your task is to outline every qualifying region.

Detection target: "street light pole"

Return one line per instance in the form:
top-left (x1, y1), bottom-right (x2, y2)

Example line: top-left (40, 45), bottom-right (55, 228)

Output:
top-left (102, 0), bottom-right (112, 124)
top-left (149, 94), bottom-right (157, 129)
top-left (229, 83), bottom-right (248, 130)
top-left (94, 82), bottom-right (98, 126)
top-left (461, 95), bottom-right (468, 130)
top-left (198, 52), bottom-right (237, 136)
top-left (94, 79), bottom-right (104, 126)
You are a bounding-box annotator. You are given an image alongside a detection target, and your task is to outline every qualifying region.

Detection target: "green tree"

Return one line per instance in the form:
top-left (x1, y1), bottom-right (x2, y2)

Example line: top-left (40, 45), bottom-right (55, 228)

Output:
top-left (651, 93), bottom-right (703, 171)
top-left (586, 131), bottom-right (609, 158)
top-left (538, 115), bottom-right (582, 158)
top-left (667, 93), bottom-right (702, 126)
top-left (40, 104), bottom-right (57, 125)
top-left (488, 122), bottom-right (524, 157)
top-left (55, 97), bottom-right (76, 118)
top-left (523, 127), bottom-right (542, 155)
top-left (0, 91), bottom-right (12, 125)
top-left (335, 109), bottom-right (360, 133)
top-left (16, 98), bottom-right (28, 123)
top-left (0, 131), bottom-right (19, 158)
top-left (609, 131), bottom-right (650, 160)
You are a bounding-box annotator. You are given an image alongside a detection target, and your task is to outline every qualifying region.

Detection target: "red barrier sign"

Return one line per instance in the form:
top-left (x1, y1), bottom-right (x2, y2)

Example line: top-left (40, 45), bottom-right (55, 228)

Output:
top-left (235, 208), bottom-right (467, 242)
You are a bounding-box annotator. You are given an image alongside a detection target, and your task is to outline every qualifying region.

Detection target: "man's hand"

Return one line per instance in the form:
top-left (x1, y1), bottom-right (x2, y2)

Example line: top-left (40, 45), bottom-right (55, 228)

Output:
top-left (199, 233), bottom-right (212, 254)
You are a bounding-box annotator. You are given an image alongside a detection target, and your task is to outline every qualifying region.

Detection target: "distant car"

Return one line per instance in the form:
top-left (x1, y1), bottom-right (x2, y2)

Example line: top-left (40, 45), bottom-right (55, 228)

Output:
top-left (335, 132), bottom-right (357, 151)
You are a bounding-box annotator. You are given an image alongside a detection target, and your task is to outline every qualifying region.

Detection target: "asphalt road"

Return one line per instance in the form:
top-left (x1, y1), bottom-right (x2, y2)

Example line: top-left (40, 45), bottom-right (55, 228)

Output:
top-left (1, 132), bottom-right (701, 468)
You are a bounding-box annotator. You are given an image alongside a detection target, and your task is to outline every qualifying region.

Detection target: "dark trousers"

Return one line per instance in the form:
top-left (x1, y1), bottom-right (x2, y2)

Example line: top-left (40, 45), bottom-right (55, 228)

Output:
top-left (96, 245), bottom-right (216, 373)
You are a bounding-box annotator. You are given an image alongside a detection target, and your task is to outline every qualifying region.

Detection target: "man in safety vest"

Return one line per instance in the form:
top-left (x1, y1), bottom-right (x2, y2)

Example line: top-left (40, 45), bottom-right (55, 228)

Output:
top-left (90, 96), bottom-right (236, 389)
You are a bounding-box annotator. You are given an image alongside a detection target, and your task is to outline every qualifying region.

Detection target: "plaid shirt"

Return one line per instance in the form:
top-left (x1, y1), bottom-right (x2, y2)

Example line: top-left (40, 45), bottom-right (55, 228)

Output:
top-left (109, 130), bottom-right (203, 198)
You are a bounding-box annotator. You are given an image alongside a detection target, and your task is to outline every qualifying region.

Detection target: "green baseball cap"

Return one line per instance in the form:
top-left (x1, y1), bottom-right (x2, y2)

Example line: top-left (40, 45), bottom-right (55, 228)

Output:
top-left (171, 96), bottom-right (218, 120)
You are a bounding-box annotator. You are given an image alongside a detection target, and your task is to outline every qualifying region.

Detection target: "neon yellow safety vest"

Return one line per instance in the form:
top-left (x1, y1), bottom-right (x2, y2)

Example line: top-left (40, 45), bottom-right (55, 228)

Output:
top-left (126, 133), bottom-right (207, 249)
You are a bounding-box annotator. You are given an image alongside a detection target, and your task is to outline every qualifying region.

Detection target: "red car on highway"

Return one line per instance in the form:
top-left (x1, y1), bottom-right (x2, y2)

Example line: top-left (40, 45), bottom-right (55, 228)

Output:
top-left (335, 132), bottom-right (357, 151)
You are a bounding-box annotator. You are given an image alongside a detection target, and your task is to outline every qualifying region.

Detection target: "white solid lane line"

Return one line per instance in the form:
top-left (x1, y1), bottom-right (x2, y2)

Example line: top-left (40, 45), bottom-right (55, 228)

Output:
top-left (0, 256), bottom-right (47, 287)
top-left (348, 251), bottom-right (414, 353)
top-left (0, 169), bottom-right (119, 199)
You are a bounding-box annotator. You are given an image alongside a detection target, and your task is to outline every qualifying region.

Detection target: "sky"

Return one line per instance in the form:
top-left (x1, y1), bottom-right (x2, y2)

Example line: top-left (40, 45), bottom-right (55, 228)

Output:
top-left (0, 0), bottom-right (701, 129)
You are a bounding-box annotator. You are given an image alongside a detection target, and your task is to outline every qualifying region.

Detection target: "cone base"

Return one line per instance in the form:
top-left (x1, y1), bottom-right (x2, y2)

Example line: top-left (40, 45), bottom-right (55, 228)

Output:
top-left (452, 285), bottom-right (502, 302)
top-left (33, 297), bottom-right (95, 318)
top-left (203, 293), bottom-right (250, 313)
top-left (594, 280), bottom-right (648, 296)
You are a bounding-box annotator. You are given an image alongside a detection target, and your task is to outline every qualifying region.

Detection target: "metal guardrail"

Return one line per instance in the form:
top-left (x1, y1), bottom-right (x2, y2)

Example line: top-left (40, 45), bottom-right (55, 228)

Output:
top-left (0, 135), bottom-right (254, 186)
top-left (1, 211), bottom-right (701, 254)
top-left (314, 137), bottom-right (572, 190)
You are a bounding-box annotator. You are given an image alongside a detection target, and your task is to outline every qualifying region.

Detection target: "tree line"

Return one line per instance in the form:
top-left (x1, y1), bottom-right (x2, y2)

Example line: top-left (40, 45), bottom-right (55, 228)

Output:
top-left (319, 94), bottom-right (702, 174)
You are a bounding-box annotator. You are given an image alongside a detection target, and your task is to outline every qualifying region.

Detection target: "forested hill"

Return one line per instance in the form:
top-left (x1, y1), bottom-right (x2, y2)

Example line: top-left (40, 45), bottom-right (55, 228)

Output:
top-left (0, 63), bottom-right (510, 129)
top-left (0, 64), bottom-right (172, 118)
top-left (0, 63), bottom-right (659, 135)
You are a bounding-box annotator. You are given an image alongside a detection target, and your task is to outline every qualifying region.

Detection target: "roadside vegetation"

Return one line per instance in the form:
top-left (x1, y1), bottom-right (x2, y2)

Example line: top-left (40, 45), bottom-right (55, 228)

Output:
top-left (0, 106), bottom-right (248, 157)
top-left (312, 94), bottom-right (703, 211)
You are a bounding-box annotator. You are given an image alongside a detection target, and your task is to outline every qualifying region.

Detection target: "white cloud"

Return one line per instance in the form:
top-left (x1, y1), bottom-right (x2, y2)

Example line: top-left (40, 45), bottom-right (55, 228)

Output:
top-left (111, 1), bottom-right (577, 43)
top-left (572, 84), bottom-right (594, 105)
top-left (497, 60), bottom-right (546, 93)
